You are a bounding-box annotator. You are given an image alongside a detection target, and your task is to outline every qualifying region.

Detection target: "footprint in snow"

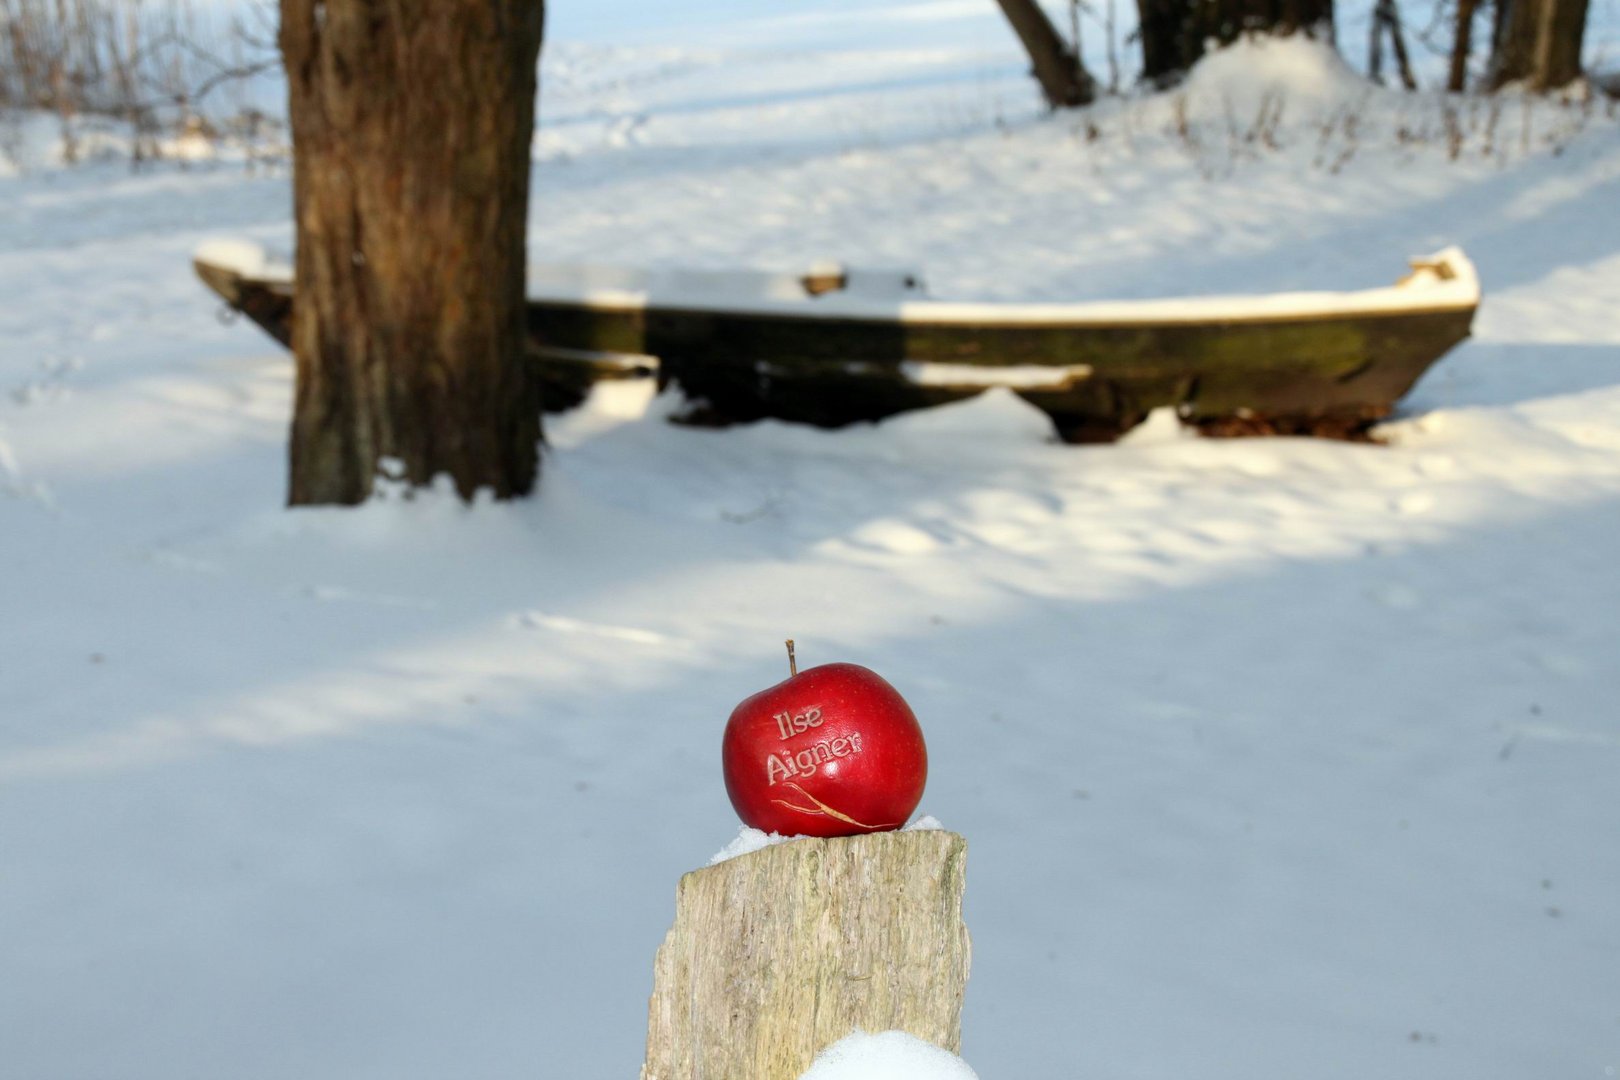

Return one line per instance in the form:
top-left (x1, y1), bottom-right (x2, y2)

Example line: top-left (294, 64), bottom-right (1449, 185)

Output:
top-left (607, 113), bottom-right (648, 147)
top-left (11, 356), bottom-right (82, 407)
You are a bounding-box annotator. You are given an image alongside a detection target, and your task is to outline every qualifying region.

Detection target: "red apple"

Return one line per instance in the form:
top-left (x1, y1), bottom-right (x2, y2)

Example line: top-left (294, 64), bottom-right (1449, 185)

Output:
top-left (722, 659), bottom-right (927, 837)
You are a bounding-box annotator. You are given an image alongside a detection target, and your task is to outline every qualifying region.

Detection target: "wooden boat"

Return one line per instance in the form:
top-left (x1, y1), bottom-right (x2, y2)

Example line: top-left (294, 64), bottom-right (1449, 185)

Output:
top-left (193, 242), bottom-right (1478, 442)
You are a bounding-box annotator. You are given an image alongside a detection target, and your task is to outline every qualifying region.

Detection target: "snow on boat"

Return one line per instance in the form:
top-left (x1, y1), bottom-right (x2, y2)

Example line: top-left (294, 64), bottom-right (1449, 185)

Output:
top-left (193, 242), bottom-right (1478, 441)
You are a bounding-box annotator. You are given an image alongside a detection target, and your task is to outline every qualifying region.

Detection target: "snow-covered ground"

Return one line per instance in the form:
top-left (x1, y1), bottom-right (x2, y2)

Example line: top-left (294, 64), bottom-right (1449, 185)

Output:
top-left (3, 16), bottom-right (1619, 1080)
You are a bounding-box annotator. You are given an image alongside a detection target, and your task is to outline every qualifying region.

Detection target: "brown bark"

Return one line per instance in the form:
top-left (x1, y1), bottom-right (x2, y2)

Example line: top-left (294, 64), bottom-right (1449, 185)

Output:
top-left (1210, 0), bottom-right (1336, 42)
top-left (1489, 0), bottom-right (1591, 90)
top-left (1449, 0), bottom-right (1482, 90)
top-left (1136, 0), bottom-right (1202, 84)
top-left (1387, 0), bottom-right (1418, 88)
top-left (279, 0), bottom-right (546, 506)
top-left (995, 0), bottom-right (1095, 108)
top-left (1136, 0), bottom-right (1336, 84)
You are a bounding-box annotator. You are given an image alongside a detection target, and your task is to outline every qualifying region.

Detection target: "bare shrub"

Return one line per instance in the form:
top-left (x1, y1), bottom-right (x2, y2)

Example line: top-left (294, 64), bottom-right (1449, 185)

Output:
top-left (1441, 99), bottom-right (1464, 159)
top-left (0, 0), bottom-right (279, 168)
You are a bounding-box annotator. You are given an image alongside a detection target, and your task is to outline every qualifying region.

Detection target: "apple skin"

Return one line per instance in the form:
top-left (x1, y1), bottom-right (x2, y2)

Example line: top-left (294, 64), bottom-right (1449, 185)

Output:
top-left (722, 662), bottom-right (927, 837)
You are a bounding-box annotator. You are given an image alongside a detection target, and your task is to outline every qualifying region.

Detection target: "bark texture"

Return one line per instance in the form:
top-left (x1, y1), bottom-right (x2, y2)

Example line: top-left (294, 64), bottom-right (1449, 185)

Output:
top-left (1136, 0), bottom-right (1204, 83)
top-left (641, 830), bottom-right (971, 1080)
top-left (1137, 0), bottom-right (1336, 84)
top-left (1448, 0), bottom-right (1483, 90)
top-left (279, 0), bottom-right (546, 505)
top-left (995, 0), bottom-right (1095, 108)
top-left (1370, 0), bottom-right (1418, 89)
top-left (1489, 0), bottom-right (1591, 90)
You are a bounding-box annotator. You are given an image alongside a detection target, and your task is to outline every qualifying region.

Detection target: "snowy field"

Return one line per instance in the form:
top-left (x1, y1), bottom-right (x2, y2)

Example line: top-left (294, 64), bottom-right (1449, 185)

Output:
top-left (3, 7), bottom-right (1620, 1080)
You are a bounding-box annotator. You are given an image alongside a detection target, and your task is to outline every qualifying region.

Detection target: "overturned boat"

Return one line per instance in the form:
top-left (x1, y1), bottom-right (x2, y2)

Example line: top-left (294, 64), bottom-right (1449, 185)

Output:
top-left (193, 242), bottom-right (1478, 442)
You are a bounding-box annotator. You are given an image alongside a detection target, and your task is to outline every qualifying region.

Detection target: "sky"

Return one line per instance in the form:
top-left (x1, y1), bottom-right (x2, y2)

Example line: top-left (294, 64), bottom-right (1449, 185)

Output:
top-left (544, 0), bottom-right (1618, 80)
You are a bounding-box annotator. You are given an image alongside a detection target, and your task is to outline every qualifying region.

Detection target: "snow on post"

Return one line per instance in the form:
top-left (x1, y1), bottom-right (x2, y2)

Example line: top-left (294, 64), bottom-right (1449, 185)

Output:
top-left (640, 829), bottom-right (971, 1080)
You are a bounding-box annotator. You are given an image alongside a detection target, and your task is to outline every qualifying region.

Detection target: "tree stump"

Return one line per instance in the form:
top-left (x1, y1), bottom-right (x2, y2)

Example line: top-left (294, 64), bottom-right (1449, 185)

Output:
top-left (641, 830), bottom-right (971, 1080)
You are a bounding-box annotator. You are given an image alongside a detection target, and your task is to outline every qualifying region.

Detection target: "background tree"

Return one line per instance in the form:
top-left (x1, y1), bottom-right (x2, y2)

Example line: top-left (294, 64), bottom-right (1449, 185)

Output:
top-left (1447, 0), bottom-right (1484, 90)
top-left (278, 0), bottom-right (546, 506)
top-left (1136, 0), bottom-right (1337, 85)
top-left (1487, 0), bottom-right (1591, 90)
top-left (995, 0), bottom-right (1096, 108)
top-left (1369, 0), bottom-right (1418, 89)
top-left (1135, 0), bottom-right (1203, 83)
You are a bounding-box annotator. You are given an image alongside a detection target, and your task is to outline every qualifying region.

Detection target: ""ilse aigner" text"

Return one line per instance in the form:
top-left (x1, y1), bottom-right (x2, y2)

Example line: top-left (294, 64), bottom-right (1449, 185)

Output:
top-left (765, 707), bottom-right (865, 785)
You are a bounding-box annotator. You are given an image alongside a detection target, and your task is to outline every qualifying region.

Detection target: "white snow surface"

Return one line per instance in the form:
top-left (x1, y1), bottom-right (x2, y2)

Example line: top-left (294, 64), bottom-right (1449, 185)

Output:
top-left (798, 1030), bottom-right (980, 1080)
top-left (709, 825), bottom-right (791, 864)
top-left (4, 24), bottom-right (1620, 1080)
top-left (191, 238), bottom-right (293, 280)
top-left (197, 240), bottom-right (1476, 323)
top-left (708, 814), bottom-right (947, 865)
top-left (1184, 34), bottom-right (1369, 110)
top-left (901, 361), bottom-right (1097, 388)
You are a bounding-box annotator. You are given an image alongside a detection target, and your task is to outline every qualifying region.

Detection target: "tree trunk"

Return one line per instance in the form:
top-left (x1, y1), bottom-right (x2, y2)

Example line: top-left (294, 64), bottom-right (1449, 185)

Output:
top-left (1489, 0), bottom-right (1591, 90)
top-left (1387, 0), bottom-right (1418, 88)
top-left (1136, 0), bottom-right (1203, 85)
top-left (278, 0), bottom-right (546, 506)
top-left (1449, 0), bottom-right (1482, 90)
top-left (641, 830), bottom-right (971, 1080)
top-left (995, 0), bottom-right (1096, 108)
top-left (1136, 0), bottom-right (1335, 85)
top-left (1210, 0), bottom-right (1336, 42)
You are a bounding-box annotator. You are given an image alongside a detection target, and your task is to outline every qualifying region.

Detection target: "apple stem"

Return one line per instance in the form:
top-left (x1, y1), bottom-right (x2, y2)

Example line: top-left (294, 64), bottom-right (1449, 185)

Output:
top-left (785, 639), bottom-right (798, 678)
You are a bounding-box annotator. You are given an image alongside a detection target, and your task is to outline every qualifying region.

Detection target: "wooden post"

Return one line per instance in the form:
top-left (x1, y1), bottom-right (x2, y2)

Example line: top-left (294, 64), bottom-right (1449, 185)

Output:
top-left (641, 830), bottom-right (971, 1080)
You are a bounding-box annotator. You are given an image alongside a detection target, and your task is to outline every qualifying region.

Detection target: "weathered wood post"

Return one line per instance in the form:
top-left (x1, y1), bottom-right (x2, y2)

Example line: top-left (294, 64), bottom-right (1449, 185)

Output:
top-left (641, 829), bottom-right (971, 1080)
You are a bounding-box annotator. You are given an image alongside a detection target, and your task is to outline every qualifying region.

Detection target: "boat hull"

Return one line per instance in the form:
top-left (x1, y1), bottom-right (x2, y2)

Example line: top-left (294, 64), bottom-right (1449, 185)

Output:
top-left (628, 303), bottom-right (1475, 441)
top-left (196, 254), bottom-right (1476, 441)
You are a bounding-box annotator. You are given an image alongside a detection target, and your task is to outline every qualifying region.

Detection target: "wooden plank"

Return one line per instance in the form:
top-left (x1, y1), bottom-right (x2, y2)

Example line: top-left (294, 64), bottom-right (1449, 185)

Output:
top-left (641, 830), bottom-right (971, 1080)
